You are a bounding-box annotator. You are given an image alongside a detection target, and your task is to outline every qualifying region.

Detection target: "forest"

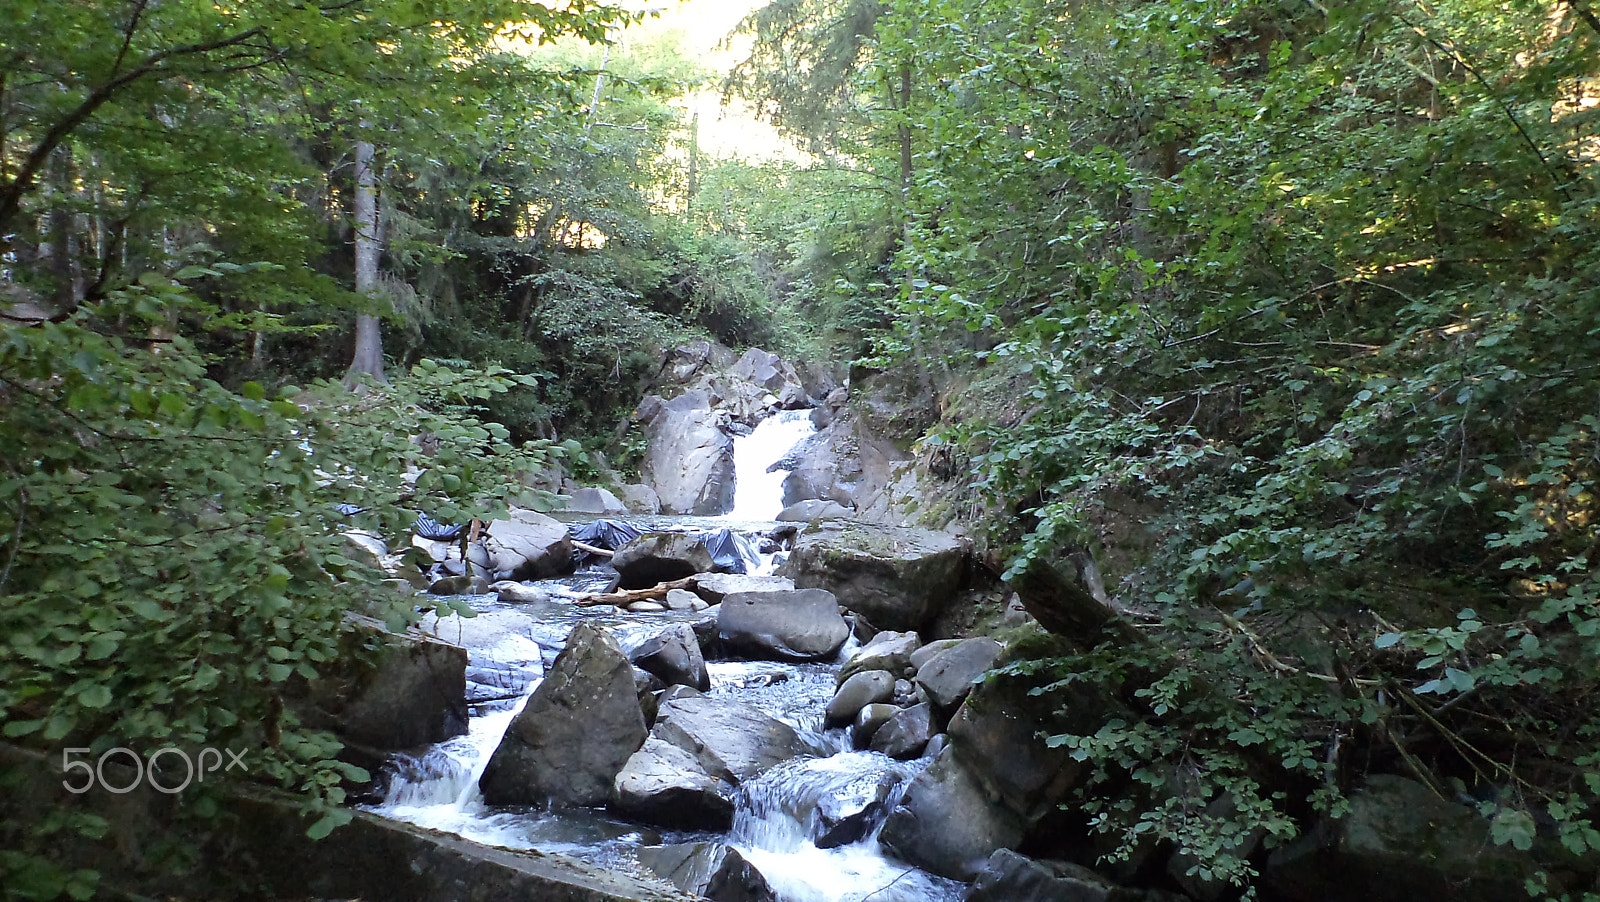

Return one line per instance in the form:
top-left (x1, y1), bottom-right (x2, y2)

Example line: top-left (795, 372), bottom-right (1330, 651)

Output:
top-left (1, 0), bottom-right (1598, 898)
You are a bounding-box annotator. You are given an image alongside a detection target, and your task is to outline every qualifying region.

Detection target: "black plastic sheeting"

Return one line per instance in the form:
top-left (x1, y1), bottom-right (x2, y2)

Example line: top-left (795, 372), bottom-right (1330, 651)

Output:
top-left (414, 513), bottom-right (463, 541)
top-left (568, 519), bottom-right (644, 551)
top-left (699, 528), bottom-right (762, 575)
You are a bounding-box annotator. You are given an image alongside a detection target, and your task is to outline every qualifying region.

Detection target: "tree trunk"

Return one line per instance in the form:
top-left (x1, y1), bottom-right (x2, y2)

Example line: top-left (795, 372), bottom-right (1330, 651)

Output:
top-left (344, 137), bottom-right (386, 387)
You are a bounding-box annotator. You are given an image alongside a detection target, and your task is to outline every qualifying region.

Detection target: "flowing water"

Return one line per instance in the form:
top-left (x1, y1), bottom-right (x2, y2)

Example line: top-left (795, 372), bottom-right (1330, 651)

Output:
top-left (370, 408), bottom-right (961, 901)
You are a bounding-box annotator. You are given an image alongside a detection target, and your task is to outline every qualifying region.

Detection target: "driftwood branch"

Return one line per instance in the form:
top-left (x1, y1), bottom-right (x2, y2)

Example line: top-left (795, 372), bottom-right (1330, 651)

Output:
top-left (574, 576), bottom-right (699, 607)
top-left (571, 539), bottom-right (613, 557)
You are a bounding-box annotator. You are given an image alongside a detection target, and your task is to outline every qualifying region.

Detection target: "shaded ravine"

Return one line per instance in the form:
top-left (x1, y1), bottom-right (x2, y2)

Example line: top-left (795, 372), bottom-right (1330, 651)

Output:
top-left (369, 408), bottom-right (960, 901)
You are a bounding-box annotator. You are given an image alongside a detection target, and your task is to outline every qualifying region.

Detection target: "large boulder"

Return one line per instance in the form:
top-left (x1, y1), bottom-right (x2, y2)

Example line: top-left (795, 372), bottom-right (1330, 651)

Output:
top-left (650, 694), bottom-right (817, 785)
top-left (718, 588), bottom-right (850, 662)
top-left (966, 850), bottom-right (1156, 902)
top-left (777, 499), bottom-right (855, 522)
top-left (481, 510), bottom-right (576, 581)
top-left (947, 669), bottom-right (1103, 821)
top-left (914, 637), bottom-right (1004, 714)
top-left (305, 614), bottom-right (468, 751)
top-left (637, 390), bottom-right (735, 515)
top-left (693, 573), bottom-right (795, 604)
top-left (778, 522), bottom-right (966, 632)
top-left (612, 532), bottom-right (715, 589)
top-left (613, 737), bottom-right (735, 830)
top-left (630, 623), bottom-right (710, 692)
top-left (565, 486), bottom-right (627, 515)
top-left (616, 483), bottom-right (662, 515)
top-left (878, 746), bottom-right (1029, 880)
top-left (1264, 775), bottom-right (1538, 902)
top-left (731, 347), bottom-right (806, 400)
top-left (478, 623), bottom-right (646, 807)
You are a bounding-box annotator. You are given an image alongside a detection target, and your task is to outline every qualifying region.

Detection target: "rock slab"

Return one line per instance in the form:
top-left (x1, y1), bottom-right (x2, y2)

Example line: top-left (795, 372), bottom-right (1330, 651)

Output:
top-left (718, 588), bottom-right (850, 662)
top-left (479, 623), bottom-right (646, 807)
top-left (778, 522), bottom-right (966, 631)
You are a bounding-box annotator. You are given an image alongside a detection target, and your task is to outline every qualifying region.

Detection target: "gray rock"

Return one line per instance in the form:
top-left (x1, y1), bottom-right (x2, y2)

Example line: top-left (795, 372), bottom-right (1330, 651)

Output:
top-left (776, 500), bottom-right (855, 522)
top-left (693, 573), bottom-right (795, 604)
top-left (494, 581), bottom-right (548, 604)
top-left (923, 733), bottom-right (947, 759)
top-left (628, 601), bottom-right (667, 612)
top-left (343, 530), bottom-right (388, 565)
top-left (816, 772), bottom-right (899, 849)
top-left (411, 534), bottom-right (458, 563)
top-left (967, 849), bottom-right (1135, 902)
top-left (870, 703), bottom-right (933, 759)
top-left (566, 486), bottom-right (627, 514)
top-left (613, 737), bottom-right (734, 830)
top-left (482, 512), bottom-right (576, 581)
top-left (638, 390), bottom-right (736, 515)
top-left (946, 673), bottom-right (1093, 821)
top-left (613, 532), bottom-right (715, 590)
top-left (892, 678), bottom-right (918, 707)
top-left (665, 588), bottom-right (701, 611)
top-left (637, 842), bottom-right (726, 895)
top-left (852, 703), bottom-right (899, 747)
top-left (1264, 774), bottom-right (1537, 902)
top-left (826, 670), bottom-right (896, 725)
top-left (778, 522), bottom-right (967, 631)
top-left (479, 623), bottom-right (646, 807)
top-left (320, 615), bottom-right (468, 751)
top-left (909, 638), bottom-right (964, 673)
top-left (616, 483), bottom-right (662, 515)
top-left (630, 623), bottom-right (710, 692)
top-left (914, 637), bottom-right (1004, 713)
top-left (651, 694), bottom-right (817, 785)
top-left (879, 746), bottom-right (1030, 880)
top-left (838, 630), bottom-right (922, 683)
top-left (704, 846), bottom-right (777, 902)
top-left (718, 588), bottom-right (850, 662)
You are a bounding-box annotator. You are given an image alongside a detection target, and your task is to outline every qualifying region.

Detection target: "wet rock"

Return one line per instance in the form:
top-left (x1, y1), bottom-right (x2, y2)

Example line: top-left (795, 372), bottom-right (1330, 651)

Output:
top-left (909, 638), bottom-right (964, 673)
top-left (870, 702), bottom-right (934, 759)
top-left (482, 511), bottom-right (577, 581)
top-left (428, 574), bottom-right (487, 595)
top-left (947, 671), bottom-right (1096, 821)
top-left (718, 588), bottom-right (850, 662)
top-left (630, 623), bottom-right (710, 692)
top-left (637, 842), bottom-right (728, 895)
top-left (566, 486), bottom-right (628, 514)
top-left (816, 772), bottom-right (899, 849)
top-left (314, 614), bottom-right (468, 751)
top-left (613, 532), bottom-right (716, 590)
top-left (616, 483), bottom-right (662, 515)
top-left (777, 500), bottom-right (855, 522)
top-left (923, 733), bottom-right (947, 759)
top-left (692, 573), bottom-right (795, 604)
top-left (494, 581), bottom-right (548, 604)
top-left (651, 694), bottom-right (817, 785)
top-left (343, 530), bottom-right (388, 565)
top-left (665, 588), bottom-right (702, 611)
top-left (826, 670), bottom-right (896, 725)
top-left (778, 522), bottom-right (966, 631)
top-left (915, 637), bottom-right (1004, 714)
top-left (638, 390), bottom-right (736, 515)
top-left (613, 737), bottom-right (735, 830)
top-left (967, 849), bottom-right (1144, 902)
top-left (892, 678), bottom-right (918, 707)
top-left (879, 746), bottom-right (1029, 881)
top-left (704, 846), bottom-right (778, 902)
top-left (838, 630), bottom-right (922, 683)
top-left (1264, 774), bottom-right (1538, 902)
top-left (691, 614), bottom-right (722, 659)
top-left (852, 703), bottom-right (899, 747)
top-left (479, 623), bottom-right (646, 807)
top-left (628, 601), bottom-right (666, 612)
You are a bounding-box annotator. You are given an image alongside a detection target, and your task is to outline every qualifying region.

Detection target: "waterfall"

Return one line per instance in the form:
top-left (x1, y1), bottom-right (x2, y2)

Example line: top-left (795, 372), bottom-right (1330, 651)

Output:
top-left (726, 752), bottom-right (964, 902)
top-left (725, 409), bottom-right (815, 521)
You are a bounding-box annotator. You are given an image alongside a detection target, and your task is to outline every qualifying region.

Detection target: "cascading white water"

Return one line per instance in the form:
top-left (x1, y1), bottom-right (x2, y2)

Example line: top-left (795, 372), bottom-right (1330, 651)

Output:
top-left (367, 406), bottom-right (959, 901)
top-left (727, 753), bottom-right (965, 902)
top-left (725, 409), bottom-right (815, 521)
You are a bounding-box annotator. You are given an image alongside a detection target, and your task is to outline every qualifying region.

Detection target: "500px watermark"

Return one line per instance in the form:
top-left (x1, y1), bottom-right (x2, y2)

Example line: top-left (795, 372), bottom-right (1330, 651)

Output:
top-left (61, 747), bottom-right (247, 794)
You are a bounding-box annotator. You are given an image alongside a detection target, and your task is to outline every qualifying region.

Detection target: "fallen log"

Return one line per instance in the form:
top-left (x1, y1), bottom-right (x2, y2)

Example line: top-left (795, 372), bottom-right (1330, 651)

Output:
top-left (571, 539), bottom-right (614, 557)
top-left (574, 575), bottom-right (699, 607)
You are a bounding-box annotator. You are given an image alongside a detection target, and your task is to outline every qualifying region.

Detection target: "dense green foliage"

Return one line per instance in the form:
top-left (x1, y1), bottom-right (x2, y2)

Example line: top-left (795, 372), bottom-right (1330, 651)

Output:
top-left (729, 0), bottom-right (1600, 893)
